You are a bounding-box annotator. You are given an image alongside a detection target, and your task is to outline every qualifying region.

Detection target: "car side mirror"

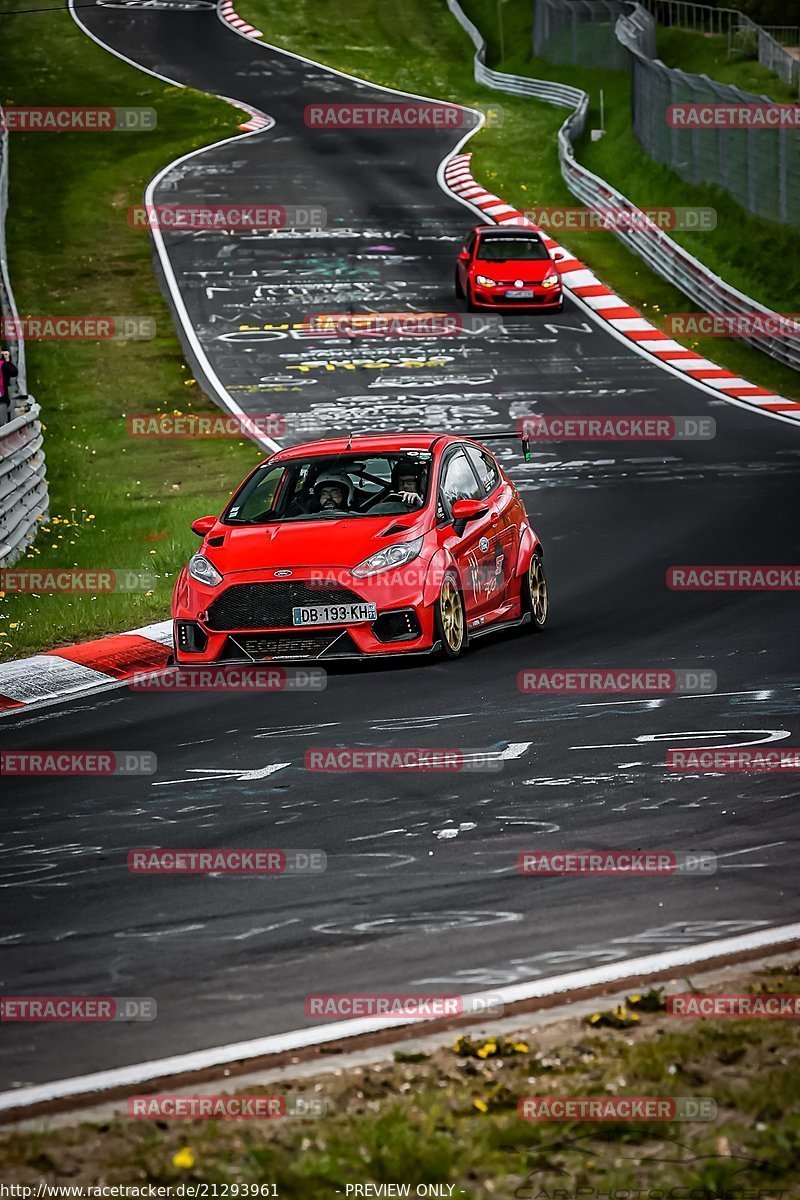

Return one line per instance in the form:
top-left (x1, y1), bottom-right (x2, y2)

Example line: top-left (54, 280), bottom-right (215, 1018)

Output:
top-left (191, 515), bottom-right (217, 537)
top-left (458, 249), bottom-right (470, 261)
top-left (451, 497), bottom-right (488, 535)
top-left (552, 250), bottom-right (565, 261)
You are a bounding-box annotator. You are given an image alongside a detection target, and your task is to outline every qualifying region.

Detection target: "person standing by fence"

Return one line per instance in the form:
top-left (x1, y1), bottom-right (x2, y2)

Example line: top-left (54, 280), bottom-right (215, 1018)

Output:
top-left (0, 347), bottom-right (18, 425)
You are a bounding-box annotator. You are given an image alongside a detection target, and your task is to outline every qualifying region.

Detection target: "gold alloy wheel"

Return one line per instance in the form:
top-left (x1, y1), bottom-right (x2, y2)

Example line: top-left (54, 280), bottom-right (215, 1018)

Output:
top-left (439, 577), bottom-right (465, 653)
top-left (528, 555), bottom-right (548, 626)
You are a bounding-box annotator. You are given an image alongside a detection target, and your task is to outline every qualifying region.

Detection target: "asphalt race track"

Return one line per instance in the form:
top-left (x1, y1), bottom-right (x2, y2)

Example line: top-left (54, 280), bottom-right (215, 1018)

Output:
top-left (1, 2), bottom-right (798, 1089)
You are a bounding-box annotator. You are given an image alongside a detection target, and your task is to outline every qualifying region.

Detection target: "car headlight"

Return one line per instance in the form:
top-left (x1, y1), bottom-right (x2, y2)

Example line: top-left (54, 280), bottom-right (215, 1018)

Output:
top-left (351, 537), bottom-right (423, 579)
top-left (475, 274), bottom-right (496, 287)
top-left (188, 553), bottom-right (223, 587)
top-left (542, 272), bottom-right (560, 288)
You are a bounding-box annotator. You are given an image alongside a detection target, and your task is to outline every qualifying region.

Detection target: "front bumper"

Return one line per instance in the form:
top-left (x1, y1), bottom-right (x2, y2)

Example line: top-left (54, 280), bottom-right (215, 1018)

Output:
top-left (470, 281), bottom-right (563, 311)
top-left (173, 567), bottom-right (438, 662)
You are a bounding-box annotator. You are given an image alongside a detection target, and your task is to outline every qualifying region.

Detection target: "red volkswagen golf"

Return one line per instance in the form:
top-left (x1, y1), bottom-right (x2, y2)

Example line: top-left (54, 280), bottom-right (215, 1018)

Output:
top-left (455, 224), bottom-right (564, 312)
top-left (173, 433), bottom-right (547, 663)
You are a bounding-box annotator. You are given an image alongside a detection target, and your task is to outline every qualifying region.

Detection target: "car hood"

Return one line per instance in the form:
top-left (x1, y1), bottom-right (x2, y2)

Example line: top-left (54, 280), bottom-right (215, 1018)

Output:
top-left (203, 515), bottom-right (427, 575)
top-left (474, 257), bottom-right (554, 283)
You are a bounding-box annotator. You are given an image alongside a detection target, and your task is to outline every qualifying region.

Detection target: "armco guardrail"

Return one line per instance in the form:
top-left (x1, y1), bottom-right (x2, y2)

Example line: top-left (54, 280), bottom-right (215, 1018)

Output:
top-left (0, 401), bottom-right (48, 567)
top-left (447, 0), bottom-right (800, 373)
top-left (0, 107), bottom-right (47, 566)
top-left (447, 0), bottom-right (584, 108)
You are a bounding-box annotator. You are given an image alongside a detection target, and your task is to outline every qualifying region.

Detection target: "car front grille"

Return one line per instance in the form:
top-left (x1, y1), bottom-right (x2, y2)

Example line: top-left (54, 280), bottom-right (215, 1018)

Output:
top-left (206, 582), bottom-right (363, 631)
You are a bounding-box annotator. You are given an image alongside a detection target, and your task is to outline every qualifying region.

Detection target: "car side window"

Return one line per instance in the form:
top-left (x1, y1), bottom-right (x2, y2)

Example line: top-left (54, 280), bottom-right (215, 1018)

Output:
top-left (465, 446), bottom-right (500, 495)
top-left (440, 450), bottom-right (482, 515)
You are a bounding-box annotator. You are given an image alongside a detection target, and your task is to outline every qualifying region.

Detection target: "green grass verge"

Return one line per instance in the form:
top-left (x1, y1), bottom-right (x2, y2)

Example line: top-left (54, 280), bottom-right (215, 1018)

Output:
top-left (656, 26), bottom-right (797, 102)
top-left (1, 962), bottom-right (798, 1190)
top-left (0, 7), bottom-right (262, 662)
top-left (235, 0), bottom-right (800, 404)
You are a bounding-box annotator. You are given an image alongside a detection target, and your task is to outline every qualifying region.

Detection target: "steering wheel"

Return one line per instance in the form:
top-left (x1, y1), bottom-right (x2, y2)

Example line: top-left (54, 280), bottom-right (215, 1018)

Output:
top-left (367, 491), bottom-right (417, 515)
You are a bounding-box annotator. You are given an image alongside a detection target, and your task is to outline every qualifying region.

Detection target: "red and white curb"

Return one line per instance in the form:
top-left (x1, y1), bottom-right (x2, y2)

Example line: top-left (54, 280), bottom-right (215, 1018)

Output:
top-left (218, 0), bottom-right (262, 39)
top-left (0, 621), bottom-right (172, 713)
top-left (444, 153), bottom-right (800, 422)
top-left (226, 97), bottom-right (273, 133)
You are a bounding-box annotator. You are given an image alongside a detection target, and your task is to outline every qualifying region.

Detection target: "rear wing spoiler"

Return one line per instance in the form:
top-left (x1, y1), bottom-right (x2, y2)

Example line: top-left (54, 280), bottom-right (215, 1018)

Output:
top-left (464, 431), bottom-right (532, 462)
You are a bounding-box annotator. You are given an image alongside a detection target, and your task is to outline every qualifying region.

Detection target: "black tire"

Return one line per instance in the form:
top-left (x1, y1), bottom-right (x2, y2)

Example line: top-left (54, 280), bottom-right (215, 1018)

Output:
top-left (434, 572), bottom-right (468, 659)
top-left (520, 551), bottom-right (548, 631)
top-left (466, 286), bottom-right (479, 313)
top-left (455, 270), bottom-right (464, 299)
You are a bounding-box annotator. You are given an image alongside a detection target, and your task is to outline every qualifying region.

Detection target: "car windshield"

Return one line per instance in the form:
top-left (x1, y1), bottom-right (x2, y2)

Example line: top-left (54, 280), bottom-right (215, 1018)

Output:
top-left (476, 237), bottom-right (550, 262)
top-left (223, 452), bottom-right (433, 525)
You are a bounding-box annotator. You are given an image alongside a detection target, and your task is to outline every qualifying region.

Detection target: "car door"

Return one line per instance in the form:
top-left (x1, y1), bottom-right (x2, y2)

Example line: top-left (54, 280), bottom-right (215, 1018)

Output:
top-left (464, 444), bottom-right (519, 606)
top-left (437, 446), bottom-right (497, 622)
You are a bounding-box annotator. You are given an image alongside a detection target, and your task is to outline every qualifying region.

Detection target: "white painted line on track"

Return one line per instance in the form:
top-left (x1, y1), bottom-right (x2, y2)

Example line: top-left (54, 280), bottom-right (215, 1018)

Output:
top-left (68, 0), bottom-right (280, 454)
top-left (1, 922), bottom-right (798, 1114)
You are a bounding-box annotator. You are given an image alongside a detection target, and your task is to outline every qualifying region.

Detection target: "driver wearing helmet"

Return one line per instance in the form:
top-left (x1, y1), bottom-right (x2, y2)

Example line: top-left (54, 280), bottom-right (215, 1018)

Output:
top-left (313, 470), bottom-right (354, 512)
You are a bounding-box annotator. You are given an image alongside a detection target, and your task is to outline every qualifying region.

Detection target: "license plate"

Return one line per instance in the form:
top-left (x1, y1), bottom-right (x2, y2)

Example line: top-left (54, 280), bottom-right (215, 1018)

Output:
top-left (292, 603), bottom-right (377, 626)
top-left (505, 288), bottom-right (535, 298)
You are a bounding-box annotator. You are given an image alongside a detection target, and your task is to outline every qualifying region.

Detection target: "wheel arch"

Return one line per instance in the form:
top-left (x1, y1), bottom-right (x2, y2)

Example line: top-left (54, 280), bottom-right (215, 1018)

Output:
top-left (516, 524), bottom-right (542, 578)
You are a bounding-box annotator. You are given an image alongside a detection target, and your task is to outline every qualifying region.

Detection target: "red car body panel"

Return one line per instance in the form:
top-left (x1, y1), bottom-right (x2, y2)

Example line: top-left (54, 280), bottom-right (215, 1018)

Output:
top-left (172, 432), bottom-right (543, 662)
top-left (456, 224), bottom-right (563, 313)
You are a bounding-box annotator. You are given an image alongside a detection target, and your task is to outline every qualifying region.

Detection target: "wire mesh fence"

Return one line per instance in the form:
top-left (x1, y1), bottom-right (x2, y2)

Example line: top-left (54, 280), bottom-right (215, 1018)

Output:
top-left (617, 5), bottom-right (800, 226)
top-left (532, 0), bottom-right (632, 69)
top-left (639, 0), bottom-right (799, 89)
top-left (533, 1), bottom-right (800, 227)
